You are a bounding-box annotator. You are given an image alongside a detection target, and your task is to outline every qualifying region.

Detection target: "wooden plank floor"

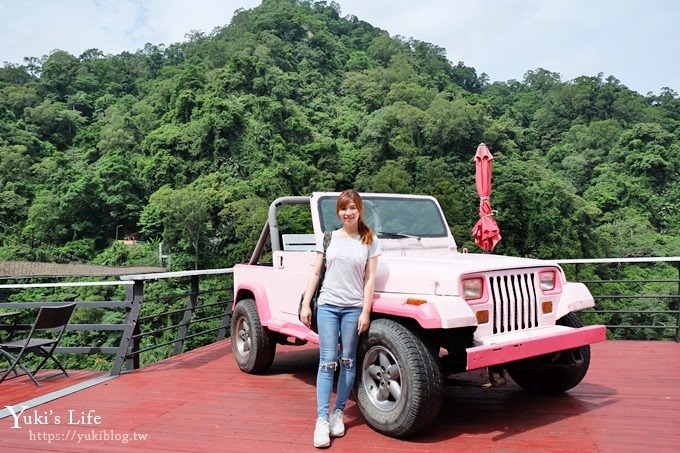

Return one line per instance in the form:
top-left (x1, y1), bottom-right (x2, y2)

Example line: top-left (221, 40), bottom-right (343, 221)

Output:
top-left (1, 340), bottom-right (678, 452)
top-left (1, 370), bottom-right (108, 408)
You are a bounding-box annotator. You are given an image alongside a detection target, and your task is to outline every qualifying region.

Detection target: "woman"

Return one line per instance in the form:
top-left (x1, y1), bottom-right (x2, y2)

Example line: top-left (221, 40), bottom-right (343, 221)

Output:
top-left (300, 190), bottom-right (381, 448)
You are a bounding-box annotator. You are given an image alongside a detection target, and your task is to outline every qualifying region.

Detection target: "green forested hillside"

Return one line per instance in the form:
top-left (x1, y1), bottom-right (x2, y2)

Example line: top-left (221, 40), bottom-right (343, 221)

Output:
top-left (1, 0), bottom-right (679, 270)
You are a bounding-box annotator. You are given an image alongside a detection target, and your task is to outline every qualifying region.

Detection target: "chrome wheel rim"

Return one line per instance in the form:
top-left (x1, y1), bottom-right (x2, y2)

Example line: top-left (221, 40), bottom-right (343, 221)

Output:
top-left (235, 316), bottom-right (252, 357)
top-left (361, 346), bottom-right (402, 411)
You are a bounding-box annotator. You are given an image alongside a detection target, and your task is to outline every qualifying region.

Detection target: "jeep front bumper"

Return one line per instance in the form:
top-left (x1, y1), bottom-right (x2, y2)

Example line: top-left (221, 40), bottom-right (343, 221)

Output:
top-left (466, 324), bottom-right (607, 370)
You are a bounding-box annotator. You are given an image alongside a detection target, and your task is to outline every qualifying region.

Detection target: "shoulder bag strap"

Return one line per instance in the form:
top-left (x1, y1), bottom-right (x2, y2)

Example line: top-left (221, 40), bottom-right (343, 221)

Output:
top-left (318, 231), bottom-right (332, 286)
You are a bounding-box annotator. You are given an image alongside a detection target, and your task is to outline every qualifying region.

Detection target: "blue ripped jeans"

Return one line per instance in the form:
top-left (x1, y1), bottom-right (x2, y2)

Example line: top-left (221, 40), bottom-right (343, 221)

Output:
top-left (316, 303), bottom-right (362, 420)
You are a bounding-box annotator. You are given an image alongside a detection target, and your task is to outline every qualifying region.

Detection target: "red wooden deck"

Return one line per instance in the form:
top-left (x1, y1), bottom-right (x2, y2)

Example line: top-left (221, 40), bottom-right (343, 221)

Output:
top-left (1, 340), bottom-right (678, 452)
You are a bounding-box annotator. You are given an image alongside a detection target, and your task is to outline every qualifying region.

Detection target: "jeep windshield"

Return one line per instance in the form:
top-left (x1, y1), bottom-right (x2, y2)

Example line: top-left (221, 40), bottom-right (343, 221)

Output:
top-left (317, 195), bottom-right (449, 239)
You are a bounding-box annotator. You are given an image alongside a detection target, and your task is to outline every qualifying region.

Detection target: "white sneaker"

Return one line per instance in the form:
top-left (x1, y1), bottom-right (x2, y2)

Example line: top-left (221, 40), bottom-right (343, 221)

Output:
top-left (314, 418), bottom-right (330, 448)
top-left (329, 409), bottom-right (345, 437)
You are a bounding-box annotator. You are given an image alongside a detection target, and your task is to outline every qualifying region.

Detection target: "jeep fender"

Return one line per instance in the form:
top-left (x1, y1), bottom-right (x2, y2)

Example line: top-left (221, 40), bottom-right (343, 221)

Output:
top-left (233, 282), bottom-right (272, 324)
top-left (555, 282), bottom-right (595, 319)
top-left (372, 294), bottom-right (477, 329)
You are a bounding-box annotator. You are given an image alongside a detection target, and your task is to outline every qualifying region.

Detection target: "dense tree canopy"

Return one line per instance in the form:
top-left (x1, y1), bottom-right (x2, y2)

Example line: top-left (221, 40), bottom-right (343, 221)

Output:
top-left (0, 0), bottom-right (678, 271)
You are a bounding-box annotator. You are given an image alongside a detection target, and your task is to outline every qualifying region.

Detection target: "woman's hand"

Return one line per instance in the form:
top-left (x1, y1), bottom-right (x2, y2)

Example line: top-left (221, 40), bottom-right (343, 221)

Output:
top-left (300, 303), bottom-right (312, 328)
top-left (358, 310), bottom-right (371, 334)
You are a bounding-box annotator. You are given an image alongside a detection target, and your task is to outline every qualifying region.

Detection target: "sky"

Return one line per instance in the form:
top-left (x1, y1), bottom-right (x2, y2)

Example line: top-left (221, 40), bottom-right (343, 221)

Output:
top-left (0, 0), bottom-right (678, 96)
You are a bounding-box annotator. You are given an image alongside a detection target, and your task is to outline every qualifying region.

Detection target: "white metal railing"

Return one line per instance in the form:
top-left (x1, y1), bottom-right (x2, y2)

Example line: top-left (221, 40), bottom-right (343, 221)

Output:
top-left (1, 256), bottom-right (678, 379)
top-left (0, 270), bottom-right (234, 374)
top-left (556, 257), bottom-right (680, 342)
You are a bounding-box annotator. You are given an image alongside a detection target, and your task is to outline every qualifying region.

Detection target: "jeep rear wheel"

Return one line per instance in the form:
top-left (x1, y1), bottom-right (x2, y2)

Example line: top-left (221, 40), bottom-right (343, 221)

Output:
top-left (356, 319), bottom-right (444, 438)
top-left (506, 312), bottom-right (591, 394)
top-left (230, 298), bottom-right (276, 374)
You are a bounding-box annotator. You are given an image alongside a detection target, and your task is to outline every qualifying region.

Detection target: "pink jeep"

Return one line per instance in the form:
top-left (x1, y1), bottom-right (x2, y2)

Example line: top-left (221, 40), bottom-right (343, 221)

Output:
top-left (231, 192), bottom-right (606, 437)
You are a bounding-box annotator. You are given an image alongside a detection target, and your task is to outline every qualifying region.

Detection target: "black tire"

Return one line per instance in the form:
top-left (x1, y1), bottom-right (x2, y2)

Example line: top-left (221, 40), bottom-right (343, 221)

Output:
top-left (506, 312), bottom-right (591, 394)
top-left (356, 319), bottom-right (444, 438)
top-left (230, 299), bottom-right (276, 374)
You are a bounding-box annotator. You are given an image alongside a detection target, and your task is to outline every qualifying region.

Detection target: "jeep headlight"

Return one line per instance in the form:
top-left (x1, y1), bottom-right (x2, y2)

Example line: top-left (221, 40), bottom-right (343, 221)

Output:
top-left (539, 270), bottom-right (557, 292)
top-left (462, 277), bottom-right (484, 302)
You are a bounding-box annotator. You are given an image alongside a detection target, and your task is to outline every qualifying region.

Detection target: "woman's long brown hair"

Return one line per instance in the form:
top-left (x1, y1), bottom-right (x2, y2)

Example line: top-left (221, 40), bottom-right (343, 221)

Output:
top-left (336, 189), bottom-right (374, 246)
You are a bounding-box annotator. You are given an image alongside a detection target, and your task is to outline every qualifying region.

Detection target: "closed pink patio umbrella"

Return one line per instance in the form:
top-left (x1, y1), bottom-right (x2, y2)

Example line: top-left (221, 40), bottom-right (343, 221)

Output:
top-left (471, 143), bottom-right (501, 252)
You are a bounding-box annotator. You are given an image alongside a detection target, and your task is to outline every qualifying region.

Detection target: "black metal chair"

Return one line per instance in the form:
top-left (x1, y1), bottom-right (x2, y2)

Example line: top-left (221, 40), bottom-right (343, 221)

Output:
top-left (0, 303), bottom-right (76, 386)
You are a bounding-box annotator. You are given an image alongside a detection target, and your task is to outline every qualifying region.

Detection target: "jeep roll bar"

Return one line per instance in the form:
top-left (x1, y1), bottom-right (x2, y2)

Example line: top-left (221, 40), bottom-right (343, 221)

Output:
top-left (248, 196), bottom-right (311, 265)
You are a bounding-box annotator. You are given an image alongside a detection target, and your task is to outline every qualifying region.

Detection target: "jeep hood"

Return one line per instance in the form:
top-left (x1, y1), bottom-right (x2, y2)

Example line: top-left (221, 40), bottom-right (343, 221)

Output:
top-left (375, 250), bottom-right (556, 296)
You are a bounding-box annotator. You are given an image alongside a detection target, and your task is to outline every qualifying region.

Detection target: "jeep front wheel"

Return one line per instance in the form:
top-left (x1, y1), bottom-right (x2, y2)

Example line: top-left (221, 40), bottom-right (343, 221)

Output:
top-left (356, 319), bottom-right (444, 438)
top-left (506, 312), bottom-right (591, 394)
top-left (230, 298), bottom-right (276, 374)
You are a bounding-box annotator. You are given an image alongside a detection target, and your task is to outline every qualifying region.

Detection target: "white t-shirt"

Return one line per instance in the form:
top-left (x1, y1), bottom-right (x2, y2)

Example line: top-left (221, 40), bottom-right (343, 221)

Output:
top-left (316, 229), bottom-right (381, 308)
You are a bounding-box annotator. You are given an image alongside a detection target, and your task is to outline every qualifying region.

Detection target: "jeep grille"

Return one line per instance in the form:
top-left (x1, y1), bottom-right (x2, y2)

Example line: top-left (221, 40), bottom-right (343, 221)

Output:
top-left (488, 272), bottom-right (540, 334)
